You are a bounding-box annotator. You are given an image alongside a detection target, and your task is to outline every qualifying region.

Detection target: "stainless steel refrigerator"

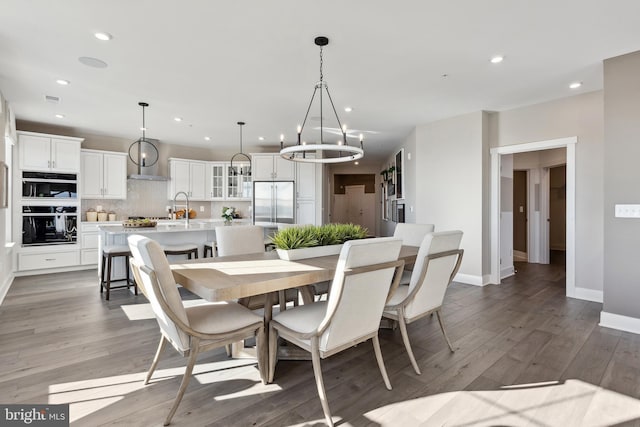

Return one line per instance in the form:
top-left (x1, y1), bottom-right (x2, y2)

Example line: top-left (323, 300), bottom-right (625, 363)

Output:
top-left (252, 181), bottom-right (295, 226)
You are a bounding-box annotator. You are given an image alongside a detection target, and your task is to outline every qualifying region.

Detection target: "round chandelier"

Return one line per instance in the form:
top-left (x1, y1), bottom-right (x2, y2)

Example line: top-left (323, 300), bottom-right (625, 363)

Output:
top-left (279, 36), bottom-right (364, 163)
top-left (128, 102), bottom-right (159, 172)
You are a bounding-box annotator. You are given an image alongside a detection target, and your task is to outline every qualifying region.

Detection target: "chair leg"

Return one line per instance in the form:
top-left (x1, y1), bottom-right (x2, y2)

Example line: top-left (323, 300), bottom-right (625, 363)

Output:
top-left (372, 335), bottom-right (392, 390)
top-left (436, 310), bottom-right (455, 352)
top-left (105, 254), bottom-right (113, 300)
top-left (397, 312), bottom-right (421, 375)
top-left (224, 344), bottom-right (232, 357)
top-left (164, 340), bottom-right (200, 426)
top-left (145, 335), bottom-right (167, 385)
top-left (100, 253), bottom-right (106, 293)
top-left (311, 338), bottom-right (333, 427)
top-left (268, 324), bottom-right (279, 383)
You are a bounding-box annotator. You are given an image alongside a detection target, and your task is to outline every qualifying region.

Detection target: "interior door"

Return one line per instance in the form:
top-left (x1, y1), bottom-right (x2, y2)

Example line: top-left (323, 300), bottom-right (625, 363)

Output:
top-left (344, 185), bottom-right (375, 232)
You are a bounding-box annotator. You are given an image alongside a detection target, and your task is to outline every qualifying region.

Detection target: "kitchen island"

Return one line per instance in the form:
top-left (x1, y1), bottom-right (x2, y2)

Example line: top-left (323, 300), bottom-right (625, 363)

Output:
top-left (97, 219), bottom-right (252, 279)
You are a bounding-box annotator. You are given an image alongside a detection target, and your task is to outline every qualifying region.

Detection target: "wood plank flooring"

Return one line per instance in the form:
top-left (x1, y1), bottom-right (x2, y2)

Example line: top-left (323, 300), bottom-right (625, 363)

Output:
top-left (1, 262), bottom-right (640, 426)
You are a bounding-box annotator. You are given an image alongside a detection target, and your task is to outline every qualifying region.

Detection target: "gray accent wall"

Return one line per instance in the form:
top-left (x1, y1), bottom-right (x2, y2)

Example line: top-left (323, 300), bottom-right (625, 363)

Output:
top-left (489, 91), bottom-right (605, 293)
top-left (603, 51), bottom-right (640, 319)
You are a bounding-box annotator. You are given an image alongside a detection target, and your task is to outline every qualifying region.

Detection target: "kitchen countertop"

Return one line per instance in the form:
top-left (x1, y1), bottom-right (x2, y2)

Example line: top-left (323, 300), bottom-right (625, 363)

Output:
top-left (97, 219), bottom-right (251, 234)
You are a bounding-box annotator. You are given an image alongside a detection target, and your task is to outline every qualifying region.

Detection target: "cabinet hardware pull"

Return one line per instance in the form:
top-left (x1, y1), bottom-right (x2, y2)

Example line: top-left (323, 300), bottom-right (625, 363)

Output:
top-left (45, 258), bottom-right (56, 261)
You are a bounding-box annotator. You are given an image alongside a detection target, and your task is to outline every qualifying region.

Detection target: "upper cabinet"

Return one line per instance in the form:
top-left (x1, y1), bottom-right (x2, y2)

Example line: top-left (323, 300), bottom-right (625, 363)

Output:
top-left (226, 161), bottom-right (252, 200)
top-left (18, 131), bottom-right (82, 173)
top-left (168, 158), bottom-right (207, 201)
top-left (251, 154), bottom-right (295, 181)
top-left (81, 149), bottom-right (127, 199)
top-left (205, 162), bottom-right (226, 200)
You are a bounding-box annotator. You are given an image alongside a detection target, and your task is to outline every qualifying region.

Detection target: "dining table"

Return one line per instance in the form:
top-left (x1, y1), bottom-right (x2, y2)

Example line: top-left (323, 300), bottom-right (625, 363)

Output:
top-left (169, 245), bottom-right (419, 383)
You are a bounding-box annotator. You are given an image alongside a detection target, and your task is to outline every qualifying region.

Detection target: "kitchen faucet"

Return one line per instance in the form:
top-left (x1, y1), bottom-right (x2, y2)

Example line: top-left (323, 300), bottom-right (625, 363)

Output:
top-left (173, 191), bottom-right (190, 225)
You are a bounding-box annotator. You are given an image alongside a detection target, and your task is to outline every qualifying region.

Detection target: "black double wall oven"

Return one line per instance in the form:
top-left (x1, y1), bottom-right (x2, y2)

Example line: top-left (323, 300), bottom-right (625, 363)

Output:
top-left (21, 172), bottom-right (78, 246)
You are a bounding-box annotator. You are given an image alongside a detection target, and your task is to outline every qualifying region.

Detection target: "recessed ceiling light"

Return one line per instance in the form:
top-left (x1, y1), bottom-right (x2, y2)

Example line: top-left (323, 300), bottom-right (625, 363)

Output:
top-left (94, 32), bottom-right (113, 41)
top-left (354, 161), bottom-right (359, 165)
top-left (78, 56), bottom-right (108, 68)
top-left (55, 114), bottom-right (65, 119)
top-left (174, 117), bottom-right (183, 122)
top-left (490, 55), bottom-right (504, 64)
top-left (258, 136), bottom-right (265, 141)
top-left (56, 79), bottom-right (70, 86)
top-left (344, 107), bottom-right (353, 112)
top-left (204, 136), bottom-right (211, 141)
top-left (569, 82), bottom-right (582, 89)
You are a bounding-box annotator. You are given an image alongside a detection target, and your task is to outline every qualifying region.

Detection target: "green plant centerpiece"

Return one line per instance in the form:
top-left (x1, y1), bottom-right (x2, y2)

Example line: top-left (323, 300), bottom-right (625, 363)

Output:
top-left (271, 223), bottom-right (369, 260)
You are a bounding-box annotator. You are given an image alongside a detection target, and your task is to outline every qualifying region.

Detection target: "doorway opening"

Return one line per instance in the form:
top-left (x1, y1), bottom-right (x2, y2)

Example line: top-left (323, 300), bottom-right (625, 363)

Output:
top-left (513, 170), bottom-right (528, 262)
top-left (549, 164), bottom-right (567, 266)
top-left (490, 137), bottom-right (576, 298)
top-left (331, 174), bottom-right (376, 233)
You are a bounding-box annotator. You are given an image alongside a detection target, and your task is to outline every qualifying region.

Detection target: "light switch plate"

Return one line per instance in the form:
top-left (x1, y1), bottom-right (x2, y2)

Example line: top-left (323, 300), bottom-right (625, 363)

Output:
top-left (615, 204), bottom-right (640, 218)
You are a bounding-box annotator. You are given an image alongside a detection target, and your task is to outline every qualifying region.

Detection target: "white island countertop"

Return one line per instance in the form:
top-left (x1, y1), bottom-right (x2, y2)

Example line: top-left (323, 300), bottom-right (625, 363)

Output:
top-left (97, 219), bottom-right (251, 234)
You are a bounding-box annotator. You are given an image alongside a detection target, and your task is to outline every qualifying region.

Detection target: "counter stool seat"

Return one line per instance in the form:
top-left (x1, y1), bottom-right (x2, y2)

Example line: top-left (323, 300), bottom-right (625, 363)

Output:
top-left (101, 245), bottom-right (137, 300)
top-left (162, 243), bottom-right (199, 259)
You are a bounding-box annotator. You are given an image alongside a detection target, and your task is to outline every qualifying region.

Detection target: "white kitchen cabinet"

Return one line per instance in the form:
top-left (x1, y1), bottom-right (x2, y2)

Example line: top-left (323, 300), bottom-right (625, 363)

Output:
top-left (18, 249), bottom-right (80, 271)
top-left (205, 162), bottom-right (226, 200)
top-left (226, 161), bottom-right (252, 200)
top-left (168, 158), bottom-right (207, 200)
top-left (81, 150), bottom-right (127, 199)
top-left (295, 157), bottom-right (321, 225)
top-left (18, 131), bottom-right (82, 173)
top-left (251, 154), bottom-right (295, 181)
top-left (80, 222), bottom-right (100, 265)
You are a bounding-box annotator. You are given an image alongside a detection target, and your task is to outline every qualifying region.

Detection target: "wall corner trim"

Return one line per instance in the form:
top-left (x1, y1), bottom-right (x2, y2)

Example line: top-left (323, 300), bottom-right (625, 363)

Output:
top-left (600, 311), bottom-right (640, 335)
top-left (0, 273), bottom-right (15, 306)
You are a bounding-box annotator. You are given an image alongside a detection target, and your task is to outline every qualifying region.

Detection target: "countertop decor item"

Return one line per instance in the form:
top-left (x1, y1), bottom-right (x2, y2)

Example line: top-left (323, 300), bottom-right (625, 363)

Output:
top-left (222, 206), bottom-right (235, 224)
top-left (122, 219), bottom-right (157, 228)
top-left (279, 36), bottom-right (364, 164)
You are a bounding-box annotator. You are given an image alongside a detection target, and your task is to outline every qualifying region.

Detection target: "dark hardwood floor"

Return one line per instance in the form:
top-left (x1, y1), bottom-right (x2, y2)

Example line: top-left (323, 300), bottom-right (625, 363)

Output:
top-left (1, 263), bottom-right (639, 426)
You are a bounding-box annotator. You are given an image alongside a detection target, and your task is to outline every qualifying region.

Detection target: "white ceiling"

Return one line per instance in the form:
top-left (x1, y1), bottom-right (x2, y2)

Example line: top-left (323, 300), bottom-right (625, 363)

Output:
top-left (2, 0), bottom-right (640, 163)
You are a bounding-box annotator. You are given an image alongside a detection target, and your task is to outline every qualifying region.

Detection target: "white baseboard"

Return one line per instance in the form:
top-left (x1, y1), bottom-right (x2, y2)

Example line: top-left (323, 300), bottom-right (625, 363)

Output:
top-left (600, 311), bottom-right (640, 335)
top-left (454, 273), bottom-right (489, 287)
top-left (568, 287), bottom-right (603, 303)
top-left (0, 272), bottom-right (15, 306)
top-left (501, 266), bottom-right (515, 279)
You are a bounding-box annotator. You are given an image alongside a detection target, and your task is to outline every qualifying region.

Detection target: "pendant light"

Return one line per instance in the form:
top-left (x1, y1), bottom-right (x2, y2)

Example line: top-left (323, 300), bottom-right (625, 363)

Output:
top-left (128, 102), bottom-right (159, 173)
top-left (279, 36), bottom-right (364, 163)
top-left (230, 121), bottom-right (251, 176)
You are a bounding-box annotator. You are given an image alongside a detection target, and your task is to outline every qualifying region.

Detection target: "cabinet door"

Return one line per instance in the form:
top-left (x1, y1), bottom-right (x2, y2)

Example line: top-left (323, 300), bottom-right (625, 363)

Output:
top-left (19, 135), bottom-right (51, 170)
top-left (102, 153), bottom-right (127, 199)
top-left (81, 151), bottom-right (104, 198)
top-left (226, 162), bottom-right (251, 200)
top-left (252, 155), bottom-right (275, 180)
top-left (170, 160), bottom-right (191, 196)
top-left (274, 155), bottom-right (295, 180)
top-left (206, 163), bottom-right (225, 200)
top-left (296, 162), bottom-right (316, 200)
top-left (297, 200), bottom-right (316, 225)
top-left (51, 138), bottom-right (80, 172)
top-left (189, 162), bottom-right (206, 200)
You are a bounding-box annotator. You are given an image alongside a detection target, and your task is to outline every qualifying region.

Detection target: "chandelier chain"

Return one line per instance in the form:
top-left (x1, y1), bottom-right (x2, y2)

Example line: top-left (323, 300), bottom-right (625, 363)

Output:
top-left (319, 46), bottom-right (324, 83)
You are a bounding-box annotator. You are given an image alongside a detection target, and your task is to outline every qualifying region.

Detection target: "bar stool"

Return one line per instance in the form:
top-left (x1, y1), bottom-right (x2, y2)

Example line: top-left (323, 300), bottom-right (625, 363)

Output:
top-left (162, 243), bottom-right (199, 259)
top-left (203, 242), bottom-right (216, 258)
top-left (101, 245), bottom-right (137, 300)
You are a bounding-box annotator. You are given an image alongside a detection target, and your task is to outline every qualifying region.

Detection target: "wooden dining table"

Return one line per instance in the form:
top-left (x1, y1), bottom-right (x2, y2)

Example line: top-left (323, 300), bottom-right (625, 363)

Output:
top-left (170, 245), bottom-right (419, 382)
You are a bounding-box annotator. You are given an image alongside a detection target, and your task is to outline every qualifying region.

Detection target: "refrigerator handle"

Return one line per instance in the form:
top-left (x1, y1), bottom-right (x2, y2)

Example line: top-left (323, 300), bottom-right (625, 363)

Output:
top-left (274, 184), bottom-right (278, 223)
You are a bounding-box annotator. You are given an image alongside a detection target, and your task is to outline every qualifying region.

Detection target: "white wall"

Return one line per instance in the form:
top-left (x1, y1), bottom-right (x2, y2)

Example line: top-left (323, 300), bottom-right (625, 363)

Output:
top-left (0, 92), bottom-right (15, 303)
top-left (415, 111), bottom-right (488, 284)
top-left (489, 90), bottom-right (604, 294)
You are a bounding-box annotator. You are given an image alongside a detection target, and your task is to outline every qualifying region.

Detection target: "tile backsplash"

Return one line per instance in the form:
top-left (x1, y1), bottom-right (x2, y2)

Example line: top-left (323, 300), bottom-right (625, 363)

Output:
top-left (81, 180), bottom-right (251, 221)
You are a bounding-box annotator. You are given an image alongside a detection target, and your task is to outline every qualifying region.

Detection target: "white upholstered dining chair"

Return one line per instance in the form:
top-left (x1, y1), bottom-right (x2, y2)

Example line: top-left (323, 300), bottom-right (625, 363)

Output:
top-left (127, 235), bottom-right (265, 426)
top-left (383, 230), bottom-right (463, 375)
top-left (215, 224), bottom-right (297, 310)
top-left (393, 223), bottom-right (435, 246)
top-left (393, 223), bottom-right (435, 284)
top-left (268, 237), bottom-right (405, 427)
